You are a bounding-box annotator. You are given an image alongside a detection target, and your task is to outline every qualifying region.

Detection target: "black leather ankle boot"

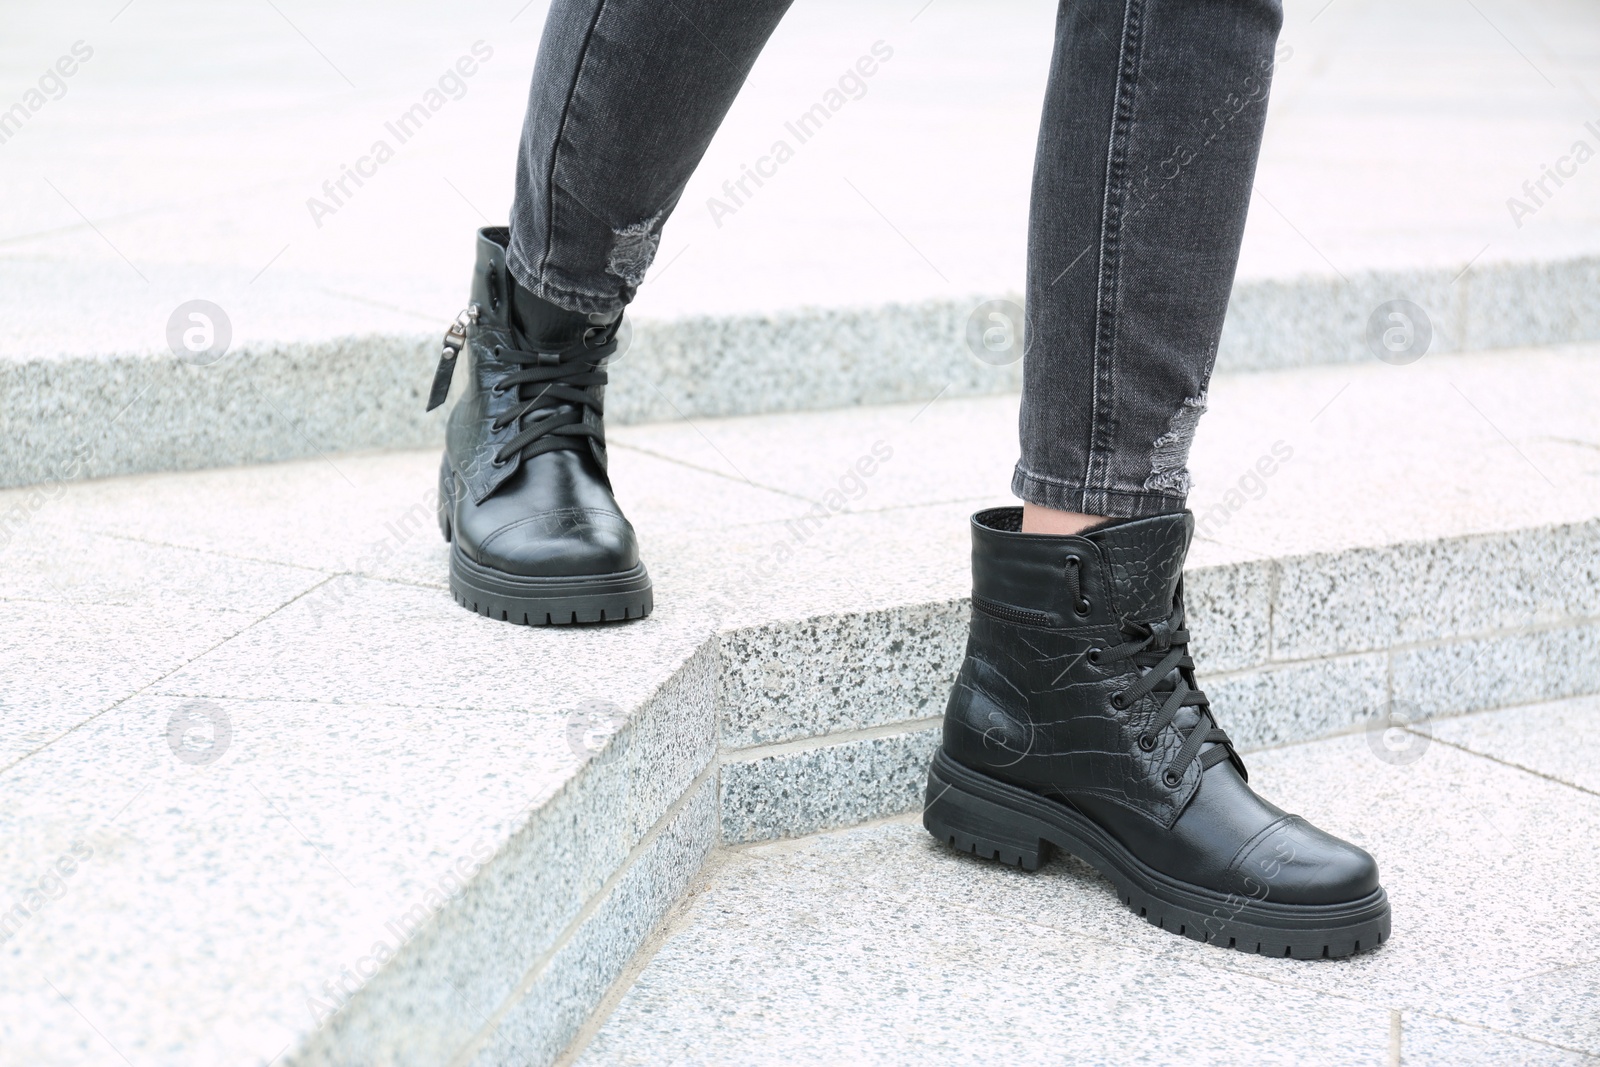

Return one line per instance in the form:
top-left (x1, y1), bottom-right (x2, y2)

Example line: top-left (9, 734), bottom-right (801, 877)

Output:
top-left (924, 507), bottom-right (1388, 957)
top-left (427, 227), bottom-right (651, 625)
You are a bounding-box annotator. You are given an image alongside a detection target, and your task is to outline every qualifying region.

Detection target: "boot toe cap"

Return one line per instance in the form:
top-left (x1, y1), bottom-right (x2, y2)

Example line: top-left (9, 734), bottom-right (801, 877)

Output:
top-left (477, 508), bottom-right (639, 577)
top-left (1231, 815), bottom-right (1381, 906)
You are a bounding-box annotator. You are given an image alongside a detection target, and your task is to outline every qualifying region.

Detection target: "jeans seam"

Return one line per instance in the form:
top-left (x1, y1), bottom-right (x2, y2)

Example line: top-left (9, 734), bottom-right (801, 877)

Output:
top-left (541, 0), bottom-right (613, 282)
top-left (1086, 0), bottom-right (1145, 515)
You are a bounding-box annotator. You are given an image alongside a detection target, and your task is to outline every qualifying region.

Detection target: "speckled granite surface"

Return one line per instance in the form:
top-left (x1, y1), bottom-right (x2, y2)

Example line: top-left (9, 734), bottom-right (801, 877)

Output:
top-left (4, 337), bottom-right (1599, 1063)
top-left (8, 0), bottom-right (1600, 488)
top-left (572, 712), bottom-right (1600, 1065)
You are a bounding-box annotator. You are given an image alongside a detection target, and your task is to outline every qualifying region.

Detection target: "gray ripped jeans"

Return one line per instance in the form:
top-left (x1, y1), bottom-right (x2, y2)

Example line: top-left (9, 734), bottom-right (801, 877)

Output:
top-left (509, 0), bottom-right (1284, 518)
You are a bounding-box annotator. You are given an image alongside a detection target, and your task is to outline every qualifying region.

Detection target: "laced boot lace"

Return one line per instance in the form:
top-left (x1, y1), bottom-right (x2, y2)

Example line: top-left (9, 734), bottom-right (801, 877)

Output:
top-left (1091, 602), bottom-right (1238, 787)
top-left (487, 326), bottom-right (618, 468)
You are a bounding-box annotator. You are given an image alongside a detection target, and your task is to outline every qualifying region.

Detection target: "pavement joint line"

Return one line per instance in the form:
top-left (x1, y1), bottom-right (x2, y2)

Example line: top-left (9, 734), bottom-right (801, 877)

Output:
top-left (82, 530), bottom-right (343, 576)
top-left (641, 381), bottom-right (762, 488)
top-left (714, 492), bottom-right (1005, 531)
top-left (725, 809), bottom-right (923, 855)
top-left (720, 716), bottom-right (944, 761)
top-left (445, 759), bottom-right (720, 1067)
top-left (1249, 609), bottom-right (1600, 672)
top-left (1497, 953), bottom-right (1600, 987)
top-left (1184, 957), bottom-right (1600, 1061)
top-left (605, 440), bottom-right (816, 504)
top-left (0, 572), bottom-right (340, 776)
top-left (551, 849), bottom-right (741, 1067)
top-left (0, 593), bottom-right (266, 615)
top-left (1417, 730), bottom-right (1600, 800)
top-left (108, 688), bottom-right (662, 718)
top-left (1395, 1008), bottom-right (1599, 1061)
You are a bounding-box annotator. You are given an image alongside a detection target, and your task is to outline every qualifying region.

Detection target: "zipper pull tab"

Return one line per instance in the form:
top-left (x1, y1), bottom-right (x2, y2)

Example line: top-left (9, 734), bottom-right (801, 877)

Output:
top-left (426, 304), bottom-right (480, 411)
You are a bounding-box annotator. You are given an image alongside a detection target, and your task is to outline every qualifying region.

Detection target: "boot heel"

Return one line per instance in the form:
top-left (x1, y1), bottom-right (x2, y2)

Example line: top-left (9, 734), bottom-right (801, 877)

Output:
top-left (923, 754), bottom-right (1050, 872)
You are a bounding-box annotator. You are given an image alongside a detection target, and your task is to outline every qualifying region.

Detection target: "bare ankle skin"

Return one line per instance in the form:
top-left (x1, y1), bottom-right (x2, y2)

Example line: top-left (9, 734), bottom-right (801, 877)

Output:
top-left (1020, 503), bottom-right (1110, 536)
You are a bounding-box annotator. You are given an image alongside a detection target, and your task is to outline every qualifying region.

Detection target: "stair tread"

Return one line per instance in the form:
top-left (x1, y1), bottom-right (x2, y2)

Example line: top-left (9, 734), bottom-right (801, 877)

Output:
top-left (573, 699), bottom-right (1600, 1065)
top-left (2, 339), bottom-right (1598, 1063)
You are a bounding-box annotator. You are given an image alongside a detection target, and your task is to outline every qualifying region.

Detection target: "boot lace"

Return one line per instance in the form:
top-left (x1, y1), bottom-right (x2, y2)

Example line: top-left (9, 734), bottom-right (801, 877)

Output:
top-left (1094, 602), bottom-right (1237, 787)
top-left (488, 326), bottom-right (618, 468)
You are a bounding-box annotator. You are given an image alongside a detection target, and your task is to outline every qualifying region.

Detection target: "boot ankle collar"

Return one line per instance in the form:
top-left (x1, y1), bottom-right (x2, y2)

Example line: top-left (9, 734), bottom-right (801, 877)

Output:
top-left (970, 507), bottom-right (1193, 624)
top-left (473, 228), bottom-right (514, 328)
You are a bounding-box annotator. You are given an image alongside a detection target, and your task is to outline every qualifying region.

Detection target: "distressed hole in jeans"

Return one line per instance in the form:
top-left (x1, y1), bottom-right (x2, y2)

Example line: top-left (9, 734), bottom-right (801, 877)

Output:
top-left (605, 211), bottom-right (664, 287)
top-left (1143, 391), bottom-right (1207, 495)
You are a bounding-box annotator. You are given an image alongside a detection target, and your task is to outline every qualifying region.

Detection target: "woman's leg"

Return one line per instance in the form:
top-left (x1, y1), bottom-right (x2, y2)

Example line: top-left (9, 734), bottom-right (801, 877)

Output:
top-left (927, 0), bottom-right (1390, 959)
top-left (509, 0), bottom-right (795, 315)
top-left (1018, 0), bottom-right (1284, 528)
top-left (438, 0), bottom-right (791, 626)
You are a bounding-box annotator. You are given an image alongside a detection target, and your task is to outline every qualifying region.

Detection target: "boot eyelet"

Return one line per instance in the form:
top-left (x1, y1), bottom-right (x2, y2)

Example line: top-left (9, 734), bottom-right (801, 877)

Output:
top-left (1138, 734), bottom-right (1156, 752)
top-left (1163, 770), bottom-right (1181, 788)
top-left (1086, 647), bottom-right (1102, 664)
top-left (1075, 598), bottom-right (1092, 616)
top-left (1110, 693), bottom-right (1128, 711)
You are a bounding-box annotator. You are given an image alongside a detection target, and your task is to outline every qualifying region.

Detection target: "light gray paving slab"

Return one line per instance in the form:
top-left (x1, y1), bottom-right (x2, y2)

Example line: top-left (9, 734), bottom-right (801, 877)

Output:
top-left (0, 599), bottom-right (264, 768)
top-left (0, 521), bottom-right (326, 614)
top-left (1390, 623), bottom-right (1600, 720)
top-left (575, 720), bottom-right (1600, 1065)
top-left (612, 343), bottom-right (1600, 574)
top-left (1206, 653), bottom-right (1389, 750)
top-left (720, 724), bottom-right (941, 844)
top-left (610, 395), bottom-right (1013, 517)
top-left (1428, 694), bottom-right (1600, 797)
top-left (0, 692), bottom-right (584, 1065)
top-left (716, 602), bottom-right (965, 748)
top-left (650, 499), bottom-right (978, 634)
top-left (5, 445), bottom-right (798, 591)
top-left (1398, 1012), bottom-right (1598, 1067)
top-left (1183, 558), bottom-right (1274, 673)
top-left (1185, 345), bottom-right (1600, 564)
top-left (571, 822), bottom-right (1392, 1067)
top-left (1272, 523), bottom-right (1600, 661)
top-left (1211, 734), bottom-right (1600, 1055)
top-left (463, 776), bottom-right (719, 1067)
top-left (146, 572), bottom-right (710, 715)
top-left (1, 645), bottom-right (717, 1067)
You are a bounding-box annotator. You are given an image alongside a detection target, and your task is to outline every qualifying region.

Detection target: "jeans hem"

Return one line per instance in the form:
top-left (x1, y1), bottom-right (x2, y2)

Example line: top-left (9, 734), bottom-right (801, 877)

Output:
top-left (505, 244), bottom-right (629, 317)
top-left (1011, 465), bottom-right (1185, 520)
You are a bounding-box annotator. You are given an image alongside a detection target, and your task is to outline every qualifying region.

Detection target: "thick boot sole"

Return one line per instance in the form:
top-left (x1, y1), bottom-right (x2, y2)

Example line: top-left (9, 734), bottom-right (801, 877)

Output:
top-left (923, 750), bottom-right (1390, 958)
top-left (439, 455), bottom-right (653, 626)
top-left (448, 546), bottom-right (652, 626)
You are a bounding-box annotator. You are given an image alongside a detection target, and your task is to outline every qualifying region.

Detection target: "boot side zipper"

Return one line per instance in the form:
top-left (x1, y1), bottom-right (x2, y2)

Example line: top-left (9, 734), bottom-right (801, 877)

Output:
top-left (426, 303), bottom-right (481, 411)
top-left (972, 594), bottom-right (1061, 628)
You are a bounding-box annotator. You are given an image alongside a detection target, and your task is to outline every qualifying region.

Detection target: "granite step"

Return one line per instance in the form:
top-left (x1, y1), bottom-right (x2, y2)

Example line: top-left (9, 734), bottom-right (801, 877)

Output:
top-left (566, 695), bottom-right (1600, 1067)
top-left (2, 340), bottom-right (1598, 1065)
top-left (8, 0), bottom-right (1600, 488)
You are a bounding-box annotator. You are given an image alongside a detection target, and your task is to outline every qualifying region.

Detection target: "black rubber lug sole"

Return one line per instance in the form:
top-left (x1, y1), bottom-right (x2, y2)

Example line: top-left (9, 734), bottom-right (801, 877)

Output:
top-left (448, 545), bottom-right (652, 627)
top-left (923, 750), bottom-right (1390, 959)
top-left (438, 453), bottom-right (652, 626)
